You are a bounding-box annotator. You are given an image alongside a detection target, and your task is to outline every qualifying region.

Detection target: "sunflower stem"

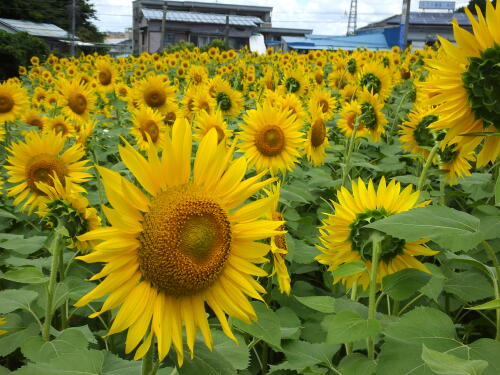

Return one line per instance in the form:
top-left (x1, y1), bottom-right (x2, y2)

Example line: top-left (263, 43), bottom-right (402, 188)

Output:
top-left (417, 142), bottom-right (440, 192)
top-left (345, 280), bottom-right (358, 356)
top-left (42, 225), bottom-right (65, 341)
top-left (367, 235), bottom-right (382, 360)
top-left (58, 248), bottom-right (68, 330)
top-left (482, 240), bottom-right (500, 341)
top-left (341, 115), bottom-right (360, 187)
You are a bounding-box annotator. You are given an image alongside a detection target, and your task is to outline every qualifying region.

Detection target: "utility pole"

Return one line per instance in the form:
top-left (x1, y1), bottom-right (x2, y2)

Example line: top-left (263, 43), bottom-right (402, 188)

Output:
top-left (224, 15), bottom-right (229, 47)
top-left (346, 0), bottom-right (358, 36)
top-left (71, 0), bottom-right (76, 57)
top-left (159, 1), bottom-right (167, 52)
top-left (399, 0), bottom-right (411, 50)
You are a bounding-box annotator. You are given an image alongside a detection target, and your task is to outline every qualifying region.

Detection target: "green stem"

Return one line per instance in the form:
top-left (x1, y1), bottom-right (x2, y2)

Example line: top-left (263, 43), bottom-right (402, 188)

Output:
top-left (482, 241), bottom-right (500, 341)
top-left (142, 341), bottom-right (154, 375)
top-left (367, 236), bottom-right (382, 360)
top-left (42, 229), bottom-right (64, 341)
top-left (341, 115), bottom-right (360, 187)
top-left (398, 293), bottom-right (424, 316)
top-left (345, 280), bottom-right (358, 355)
top-left (392, 300), bottom-right (400, 316)
top-left (388, 92), bottom-right (409, 141)
top-left (417, 142), bottom-right (440, 192)
top-left (58, 249), bottom-right (68, 330)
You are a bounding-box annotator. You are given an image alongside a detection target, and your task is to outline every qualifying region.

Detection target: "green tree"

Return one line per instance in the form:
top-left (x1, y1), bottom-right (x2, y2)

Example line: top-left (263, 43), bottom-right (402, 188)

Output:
top-left (0, 0), bottom-right (104, 43)
top-left (456, 0), bottom-right (497, 14)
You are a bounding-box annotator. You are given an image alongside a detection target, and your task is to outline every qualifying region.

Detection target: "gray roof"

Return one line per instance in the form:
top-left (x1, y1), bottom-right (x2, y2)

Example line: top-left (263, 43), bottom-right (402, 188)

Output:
top-left (0, 18), bottom-right (71, 39)
top-left (385, 12), bottom-right (472, 26)
top-left (142, 8), bottom-right (263, 26)
top-left (135, 1), bottom-right (272, 13)
top-left (282, 33), bottom-right (389, 51)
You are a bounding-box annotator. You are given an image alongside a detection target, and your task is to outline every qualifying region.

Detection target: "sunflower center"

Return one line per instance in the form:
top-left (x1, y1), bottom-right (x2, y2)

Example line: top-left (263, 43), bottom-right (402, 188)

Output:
top-left (272, 212), bottom-right (287, 254)
top-left (216, 92), bottom-right (232, 111)
top-left (319, 99), bottom-right (330, 113)
top-left (164, 111), bottom-right (176, 126)
top-left (255, 125), bottom-right (285, 157)
top-left (98, 69), bottom-right (112, 86)
top-left (349, 209), bottom-right (406, 263)
top-left (142, 120), bottom-right (159, 142)
top-left (413, 115), bottom-right (437, 147)
top-left (461, 44), bottom-right (500, 130)
top-left (214, 126), bottom-right (225, 143)
top-left (53, 122), bottom-right (67, 135)
top-left (360, 73), bottom-right (382, 95)
top-left (25, 154), bottom-right (67, 195)
top-left (0, 94), bottom-right (14, 113)
top-left (311, 118), bottom-right (326, 147)
top-left (138, 187), bottom-right (232, 296)
top-left (439, 145), bottom-right (458, 163)
top-left (285, 77), bottom-right (300, 93)
top-left (347, 58), bottom-right (357, 74)
top-left (360, 102), bottom-right (377, 130)
top-left (68, 93), bottom-right (87, 115)
top-left (27, 117), bottom-right (44, 129)
top-left (144, 89), bottom-right (166, 108)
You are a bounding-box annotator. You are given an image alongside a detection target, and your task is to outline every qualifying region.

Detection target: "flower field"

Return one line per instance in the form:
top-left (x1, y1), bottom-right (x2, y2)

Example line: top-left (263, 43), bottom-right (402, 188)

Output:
top-left (0, 3), bottom-right (499, 375)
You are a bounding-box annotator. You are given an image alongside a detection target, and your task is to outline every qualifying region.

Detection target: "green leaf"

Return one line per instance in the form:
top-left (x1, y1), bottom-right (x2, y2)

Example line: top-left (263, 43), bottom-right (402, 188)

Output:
top-left (0, 209), bottom-right (18, 220)
top-left (365, 206), bottom-right (483, 252)
top-left (1, 267), bottom-right (48, 284)
top-left (382, 269), bottom-right (431, 301)
top-left (419, 263), bottom-right (445, 302)
top-left (0, 289), bottom-right (39, 314)
top-left (338, 353), bottom-right (377, 375)
top-left (468, 298), bottom-right (500, 310)
top-left (0, 322), bottom-right (39, 356)
top-left (444, 271), bottom-right (494, 303)
top-left (444, 252), bottom-right (496, 280)
top-left (495, 173), bottom-right (500, 206)
top-left (0, 365), bottom-right (10, 375)
top-left (280, 340), bottom-right (339, 371)
top-left (295, 296), bottom-right (336, 314)
top-left (323, 310), bottom-right (381, 344)
top-left (21, 328), bottom-right (90, 363)
top-left (0, 235), bottom-right (47, 255)
top-left (276, 307), bottom-right (301, 339)
top-left (421, 345), bottom-right (488, 375)
top-left (331, 261), bottom-right (366, 277)
top-left (178, 343), bottom-right (237, 375)
top-left (212, 331), bottom-right (248, 371)
top-left (232, 302), bottom-right (281, 349)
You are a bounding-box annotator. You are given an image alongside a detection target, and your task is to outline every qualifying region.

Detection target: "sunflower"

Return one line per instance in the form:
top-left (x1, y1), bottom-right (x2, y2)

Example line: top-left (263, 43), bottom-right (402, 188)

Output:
top-left (188, 65), bottom-right (208, 86)
top-left (423, 2), bottom-right (500, 167)
top-left (357, 61), bottom-right (393, 100)
top-left (399, 106), bottom-right (438, 159)
top-left (438, 139), bottom-right (477, 185)
top-left (305, 105), bottom-right (330, 166)
top-left (74, 122), bottom-right (282, 365)
top-left (132, 75), bottom-right (177, 114)
top-left (22, 109), bottom-right (46, 130)
top-left (212, 80), bottom-right (244, 119)
top-left (193, 109), bottom-right (231, 144)
top-left (0, 317), bottom-right (6, 335)
top-left (316, 178), bottom-right (438, 290)
top-left (277, 93), bottom-right (306, 121)
top-left (94, 58), bottom-right (118, 91)
top-left (282, 70), bottom-right (308, 96)
top-left (58, 79), bottom-right (96, 123)
top-left (309, 88), bottom-right (337, 119)
top-left (337, 100), bottom-right (365, 139)
top-left (192, 87), bottom-right (216, 116)
top-left (266, 182), bottom-right (291, 295)
top-left (130, 106), bottom-right (166, 151)
top-left (0, 81), bottom-right (28, 123)
top-left (238, 103), bottom-right (305, 175)
top-left (5, 131), bottom-right (91, 213)
top-left (37, 177), bottom-right (101, 252)
top-left (45, 116), bottom-right (75, 138)
top-left (357, 90), bottom-right (387, 142)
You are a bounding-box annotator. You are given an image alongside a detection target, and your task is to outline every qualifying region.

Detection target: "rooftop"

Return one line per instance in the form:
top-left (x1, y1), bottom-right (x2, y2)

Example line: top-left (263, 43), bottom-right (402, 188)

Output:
top-left (141, 8), bottom-right (263, 26)
top-left (134, 0), bottom-right (272, 13)
top-left (366, 12), bottom-right (473, 27)
top-left (0, 18), bottom-right (71, 39)
top-left (282, 33), bottom-right (390, 50)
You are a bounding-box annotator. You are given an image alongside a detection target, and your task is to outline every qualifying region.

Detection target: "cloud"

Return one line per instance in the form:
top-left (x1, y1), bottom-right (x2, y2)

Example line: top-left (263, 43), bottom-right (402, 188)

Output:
top-left (90, 0), bottom-right (471, 35)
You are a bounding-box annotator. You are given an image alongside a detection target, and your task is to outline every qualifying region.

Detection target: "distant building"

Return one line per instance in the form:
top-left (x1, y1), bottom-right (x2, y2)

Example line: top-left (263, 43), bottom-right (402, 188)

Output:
top-left (0, 17), bottom-right (76, 52)
top-left (132, 0), bottom-right (312, 54)
top-left (104, 38), bottom-right (133, 57)
top-left (357, 12), bottom-right (473, 48)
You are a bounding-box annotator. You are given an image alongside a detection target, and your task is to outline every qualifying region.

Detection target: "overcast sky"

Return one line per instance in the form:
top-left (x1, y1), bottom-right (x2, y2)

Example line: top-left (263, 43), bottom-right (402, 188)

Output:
top-left (90, 0), bottom-right (471, 35)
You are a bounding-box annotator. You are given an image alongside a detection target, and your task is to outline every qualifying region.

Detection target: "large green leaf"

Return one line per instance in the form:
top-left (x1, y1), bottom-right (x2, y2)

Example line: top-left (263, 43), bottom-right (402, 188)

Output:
top-left (0, 315), bottom-right (39, 357)
top-left (444, 271), bottom-right (493, 303)
top-left (421, 345), bottom-right (488, 375)
top-left (338, 353), bottom-right (376, 375)
top-left (323, 310), bottom-right (381, 345)
top-left (272, 340), bottom-right (340, 372)
top-left (212, 331), bottom-right (249, 371)
top-left (0, 289), bottom-right (39, 314)
top-left (365, 206), bottom-right (483, 252)
top-left (0, 235), bottom-right (47, 255)
top-left (1, 266), bottom-right (48, 284)
top-left (177, 343), bottom-right (237, 375)
top-left (295, 296), bottom-right (336, 314)
top-left (468, 299), bottom-right (500, 310)
top-left (382, 269), bottom-right (431, 301)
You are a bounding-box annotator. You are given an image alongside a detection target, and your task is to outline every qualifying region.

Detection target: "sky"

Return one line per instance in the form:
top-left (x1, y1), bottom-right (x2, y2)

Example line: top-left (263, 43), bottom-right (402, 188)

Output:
top-left (90, 0), bottom-right (471, 35)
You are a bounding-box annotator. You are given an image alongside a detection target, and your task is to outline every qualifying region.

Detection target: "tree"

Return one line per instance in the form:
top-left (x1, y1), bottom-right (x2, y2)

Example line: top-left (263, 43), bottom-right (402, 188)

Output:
top-left (456, 0), bottom-right (497, 14)
top-left (0, 0), bottom-right (104, 43)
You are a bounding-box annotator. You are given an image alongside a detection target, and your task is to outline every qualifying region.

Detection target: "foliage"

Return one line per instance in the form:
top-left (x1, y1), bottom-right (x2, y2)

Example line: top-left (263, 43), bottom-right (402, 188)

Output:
top-left (201, 39), bottom-right (229, 52)
top-left (163, 40), bottom-right (196, 53)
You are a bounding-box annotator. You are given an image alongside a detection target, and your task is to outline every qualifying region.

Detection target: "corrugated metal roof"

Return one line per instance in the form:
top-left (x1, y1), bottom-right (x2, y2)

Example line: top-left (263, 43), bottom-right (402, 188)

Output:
top-left (282, 33), bottom-right (389, 51)
top-left (0, 18), bottom-right (70, 38)
top-left (141, 8), bottom-right (262, 26)
top-left (386, 12), bottom-right (472, 26)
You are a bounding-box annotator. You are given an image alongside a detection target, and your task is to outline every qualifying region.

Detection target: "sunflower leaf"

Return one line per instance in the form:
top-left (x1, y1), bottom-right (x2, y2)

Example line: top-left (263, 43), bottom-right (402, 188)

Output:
top-left (421, 344), bottom-right (488, 375)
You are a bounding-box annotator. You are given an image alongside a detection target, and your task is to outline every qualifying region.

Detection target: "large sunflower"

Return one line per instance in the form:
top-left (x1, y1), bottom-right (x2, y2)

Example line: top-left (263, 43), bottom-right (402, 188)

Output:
top-left (131, 75), bottom-right (177, 114)
top-left (282, 70), bottom-right (309, 97)
top-left (0, 81), bottom-right (28, 124)
top-left (399, 105), bottom-right (438, 159)
top-left (309, 88), bottom-right (337, 120)
top-left (193, 109), bottom-right (231, 144)
top-left (130, 106), bottom-right (166, 151)
top-left (58, 79), bottom-right (96, 123)
top-left (423, 2), bottom-right (500, 166)
top-left (337, 100), bottom-right (365, 139)
top-left (94, 59), bottom-right (118, 92)
top-left (316, 178), bottom-right (438, 290)
top-left (5, 132), bottom-right (91, 213)
top-left (238, 103), bottom-right (305, 175)
top-left (212, 80), bottom-right (244, 119)
top-left (74, 123), bottom-right (282, 365)
top-left (438, 139), bottom-right (477, 185)
top-left (304, 105), bottom-right (330, 166)
top-left (358, 90), bottom-right (387, 142)
top-left (357, 61), bottom-right (393, 100)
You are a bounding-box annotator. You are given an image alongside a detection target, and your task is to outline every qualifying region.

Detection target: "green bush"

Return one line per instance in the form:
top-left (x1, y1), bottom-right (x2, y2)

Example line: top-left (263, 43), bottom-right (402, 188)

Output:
top-left (0, 30), bottom-right (48, 80)
top-left (200, 38), bottom-right (229, 52)
top-left (163, 40), bottom-right (195, 53)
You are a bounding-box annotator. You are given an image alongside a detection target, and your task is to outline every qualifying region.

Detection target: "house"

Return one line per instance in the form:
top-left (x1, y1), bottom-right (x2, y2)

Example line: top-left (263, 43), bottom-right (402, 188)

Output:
top-left (132, 0), bottom-right (312, 53)
top-left (357, 12), bottom-right (473, 48)
top-left (104, 38), bottom-right (133, 57)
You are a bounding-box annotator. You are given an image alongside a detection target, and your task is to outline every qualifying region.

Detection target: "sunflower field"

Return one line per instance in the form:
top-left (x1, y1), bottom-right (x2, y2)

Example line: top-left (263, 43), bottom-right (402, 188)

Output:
top-left (0, 3), bottom-right (500, 375)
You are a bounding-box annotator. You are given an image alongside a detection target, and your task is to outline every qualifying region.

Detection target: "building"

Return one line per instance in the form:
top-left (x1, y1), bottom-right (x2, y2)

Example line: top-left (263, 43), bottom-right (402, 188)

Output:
top-left (132, 0), bottom-right (312, 54)
top-left (104, 38), bottom-right (133, 57)
top-left (357, 12), bottom-right (473, 48)
top-left (0, 17), bottom-right (76, 52)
